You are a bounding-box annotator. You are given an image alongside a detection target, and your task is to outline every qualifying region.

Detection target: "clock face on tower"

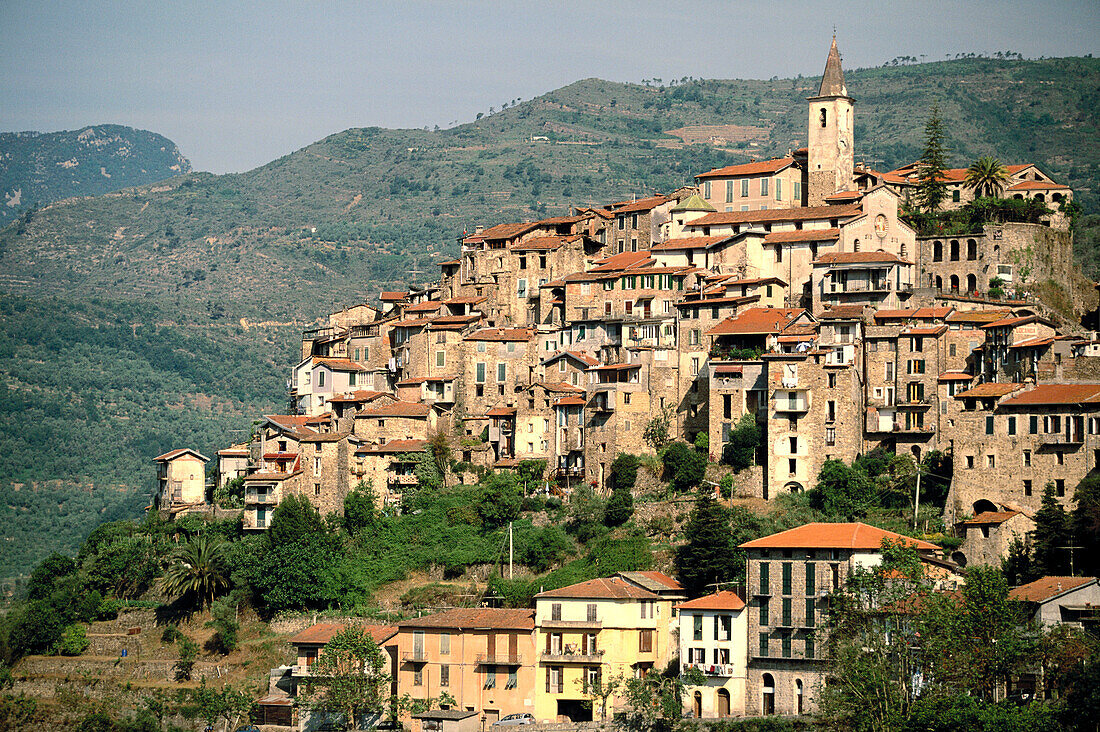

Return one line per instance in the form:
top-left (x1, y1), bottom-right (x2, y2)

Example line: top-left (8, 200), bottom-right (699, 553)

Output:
top-left (875, 214), bottom-right (888, 238)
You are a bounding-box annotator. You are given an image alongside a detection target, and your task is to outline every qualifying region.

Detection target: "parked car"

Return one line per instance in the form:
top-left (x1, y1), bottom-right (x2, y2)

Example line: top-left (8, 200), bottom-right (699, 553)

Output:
top-left (492, 713), bottom-right (535, 726)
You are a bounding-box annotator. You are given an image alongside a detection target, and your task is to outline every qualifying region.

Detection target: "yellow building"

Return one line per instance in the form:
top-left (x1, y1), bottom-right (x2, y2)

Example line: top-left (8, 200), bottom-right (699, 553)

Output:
top-left (533, 576), bottom-right (676, 722)
top-left (153, 448), bottom-right (209, 510)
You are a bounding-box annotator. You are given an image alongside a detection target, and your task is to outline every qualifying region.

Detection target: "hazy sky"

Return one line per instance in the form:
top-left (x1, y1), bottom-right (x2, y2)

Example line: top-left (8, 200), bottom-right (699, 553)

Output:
top-left (2, 1), bottom-right (1097, 174)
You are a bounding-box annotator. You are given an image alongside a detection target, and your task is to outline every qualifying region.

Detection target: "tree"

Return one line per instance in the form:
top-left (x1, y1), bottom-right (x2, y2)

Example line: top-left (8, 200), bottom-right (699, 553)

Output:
top-left (964, 156), bottom-right (1010, 198)
top-left (617, 670), bottom-right (701, 732)
top-left (301, 627), bottom-right (390, 730)
top-left (477, 472), bottom-right (522, 528)
top-left (1001, 534), bottom-right (1035, 586)
top-left (721, 414), bottom-right (761, 471)
top-left (643, 407), bottom-right (673, 451)
top-left (268, 494), bottom-right (325, 548)
top-left (160, 534), bottom-right (231, 610)
top-left (517, 526), bottom-right (573, 572)
top-left (604, 485), bottom-right (634, 527)
top-left (427, 430), bottom-right (452, 490)
top-left (576, 672), bottom-right (624, 723)
top-left (174, 634), bottom-right (199, 681)
top-left (26, 552), bottom-right (76, 601)
top-left (674, 495), bottom-right (741, 596)
top-left (607, 453), bottom-right (639, 494)
top-left (915, 103), bottom-right (950, 212)
top-left (565, 485), bottom-right (606, 543)
top-left (1073, 474), bottom-right (1100, 577)
top-left (206, 596), bottom-right (240, 654)
top-left (343, 480), bottom-right (377, 536)
top-left (189, 678), bottom-right (252, 732)
top-left (662, 442), bottom-right (706, 492)
top-left (516, 459), bottom-right (546, 494)
top-left (1033, 482), bottom-right (1071, 576)
top-left (212, 475), bottom-right (245, 508)
top-left (809, 459), bottom-right (874, 519)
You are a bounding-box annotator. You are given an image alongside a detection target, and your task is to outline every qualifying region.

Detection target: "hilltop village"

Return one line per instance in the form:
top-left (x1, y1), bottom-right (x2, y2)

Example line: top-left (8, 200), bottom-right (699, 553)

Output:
top-left (147, 40), bottom-right (1098, 726)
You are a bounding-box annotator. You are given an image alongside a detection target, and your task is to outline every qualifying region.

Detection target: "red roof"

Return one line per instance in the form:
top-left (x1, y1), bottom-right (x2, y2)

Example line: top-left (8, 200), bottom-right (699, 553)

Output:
top-left (999, 383), bottom-right (1100, 407)
top-left (153, 448), bottom-right (209, 462)
top-left (405, 301), bottom-right (443, 314)
top-left (938, 372), bottom-right (972, 382)
top-left (289, 622), bottom-right (398, 646)
top-left (487, 407), bottom-right (517, 417)
top-left (1010, 576), bottom-right (1096, 603)
top-left (327, 390), bottom-right (391, 403)
top-left (814, 251), bottom-right (909, 265)
top-left (706, 307), bottom-right (806, 336)
top-left (1007, 180), bottom-right (1070, 191)
top-left (314, 357), bottom-right (369, 372)
top-left (465, 328), bottom-right (534, 342)
top-left (740, 522), bottom-right (938, 551)
top-left (619, 571), bottom-right (684, 592)
top-left (902, 327), bottom-right (948, 337)
top-left (589, 250), bottom-right (653, 272)
top-left (953, 383), bottom-right (1022, 399)
top-left (612, 195), bottom-right (671, 214)
top-left (982, 315), bottom-right (1037, 329)
top-left (554, 396), bottom-right (586, 407)
top-left (512, 235), bottom-right (576, 251)
top-left (536, 577), bottom-right (660, 600)
top-left (819, 305), bottom-right (866, 320)
top-left (381, 291), bottom-right (409, 301)
top-left (695, 158), bottom-right (795, 179)
top-left (689, 204), bottom-right (861, 227)
top-left (359, 401), bottom-right (432, 417)
top-left (476, 222), bottom-right (539, 241)
top-left (764, 228), bottom-right (840, 244)
top-left (397, 608), bottom-right (535, 630)
top-left (963, 510), bottom-right (1021, 526)
top-left (677, 590), bottom-right (746, 611)
top-left (713, 364), bottom-right (745, 375)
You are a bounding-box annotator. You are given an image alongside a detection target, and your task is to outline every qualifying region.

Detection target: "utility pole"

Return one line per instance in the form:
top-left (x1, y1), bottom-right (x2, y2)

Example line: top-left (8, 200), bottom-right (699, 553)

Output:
top-left (912, 468), bottom-right (923, 531)
top-left (508, 522), bottom-right (514, 580)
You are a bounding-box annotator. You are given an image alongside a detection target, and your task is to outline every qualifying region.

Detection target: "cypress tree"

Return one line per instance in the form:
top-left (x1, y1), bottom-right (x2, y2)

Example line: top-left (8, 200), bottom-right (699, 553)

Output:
top-left (916, 102), bottom-right (950, 212)
top-left (1032, 482), bottom-right (1071, 576)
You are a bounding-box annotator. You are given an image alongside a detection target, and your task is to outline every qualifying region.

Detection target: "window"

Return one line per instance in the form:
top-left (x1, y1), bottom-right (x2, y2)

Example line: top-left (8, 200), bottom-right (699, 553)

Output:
top-left (348, 372), bottom-right (356, 387)
top-left (760, 178), bottom-right (769, 197)
top-left (440, 664), bottom-right (450, 686)
top-left (949, 343), bottom-right (957, 357)
top-left (1023, 450), bottom-right (1031, 466)
top-left (782, 563), bottom-right (792, 595)
top-left (782, 634), bottom-right (792, 658)
top-left (551, 603), bottom-right (561, 621)
top-left (826, 427), bottom-right (836, 446)
top-left (805, 634), bottom-right (815, 659)
top-left (639, 630), bottom-right (653, 653)
top-left (517, 278), bottom-right (527, 297)
top-left (1024, 479), bottom-right (1033, 496)
top-left (476, 362), bottom-right (486, 383)
top-left (793, 180), bottom-right (801, 202)
top-left (775, 178), bottom-right (782, 200)
top-left (413, 669), bottom-right (423, 686)
top-left (436, 351), bottom-right (445, 367)
top-left (828, 373), bottom-right (836, 388)
top-left (440, 633), bottom-right (450, 655)
top-left (759, 562), bottom-right (770, 594)
top-left (1008, 416), bottom-right (1016, 435)
top-left (1030, 415), bottom-right (1039, 434)
top-left (693, 614), bottom-right (703, 641)
top-left (704, 181), bottom-right (712, 199)
top-left (1057, 479), bottom-right (1066, 497)
top-left (987, 454), bottom-right (995, 468)
top-left (986, 416), bottom-right (995, 435)
top-left (966, 455), bottom-right (975, 469)
top-left (741, 179), bottom-right (749, 197)
top-left (587, 603), bottom-right (597, 622)
top-left (759, 601), bottom-right (769, 627)
top-left (759, 633), bottom-right (769, 657)
top-left (313, 457), bottom-right (321, 474)
top-left (725, 180), bottom-right (734, 203)
top-left (317, 370), bottom-right (325, 388)
top-left (782, 598), bottom-right (792, 626)
top-left (805, 598), bottom-right (815, 627)
top-left (497, 363), bottom-right (506, 382)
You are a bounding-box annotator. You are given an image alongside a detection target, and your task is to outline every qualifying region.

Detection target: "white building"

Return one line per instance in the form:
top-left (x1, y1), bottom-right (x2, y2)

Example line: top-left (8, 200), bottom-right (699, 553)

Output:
top-left (677, 590), bottom-right (748, 718)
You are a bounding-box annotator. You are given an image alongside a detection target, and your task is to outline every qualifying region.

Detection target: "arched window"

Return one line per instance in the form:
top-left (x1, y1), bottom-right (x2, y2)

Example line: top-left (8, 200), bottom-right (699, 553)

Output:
top-left (1052, 193), bottom-right (1064, 203)
top-left (935, 276), bottom-right (943, 290)
top-left (796, 679), bottom-right (804, 716)
top-left (853, 238), bottom-right (860, 252)
top-left (717, 688), bottom-right (731, 717)
top-left (1034, 193), bottom-right (1045, 202)
top-left (762, 674), bottom-right (776, 715)
top-left (933, 240), bottom-right (943, 262)
top-left (911, 445), bottom-right (922, 463)
top-left (1014, 194), bottom-right (1024, 200)
top-left (967, 239), bottom-right (977, 261)
top-left (693, 692), bottom-right (702, 719)
top-left (820, 108), bottom-right (827, 128)
top-left (950, 275), bottom-right (960, 292)
top-left (967, 274), bottom-right (977, 293)
top-left (784, 481), bottom-right (805, 494)
top-left (973, 499), bottom-right (998, 515)
top-left (950, 240), bottom-right (960, 261)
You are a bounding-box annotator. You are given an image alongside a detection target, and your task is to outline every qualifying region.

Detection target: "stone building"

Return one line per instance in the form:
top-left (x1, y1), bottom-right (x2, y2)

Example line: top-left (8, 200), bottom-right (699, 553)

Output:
top-left (695, 158), bottom-right (804, 213)
top-left (153, 448), bottom-right (209, 511)
top-left (806, 36), bottom-right (855, 206)
top-left (956, 509), bottom-right (1035, 568)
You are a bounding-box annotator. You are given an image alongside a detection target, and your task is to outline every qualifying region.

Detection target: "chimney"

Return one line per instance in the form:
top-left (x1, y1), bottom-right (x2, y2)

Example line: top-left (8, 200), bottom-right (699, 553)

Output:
top-left (475, 225), bottom-right (484, 234)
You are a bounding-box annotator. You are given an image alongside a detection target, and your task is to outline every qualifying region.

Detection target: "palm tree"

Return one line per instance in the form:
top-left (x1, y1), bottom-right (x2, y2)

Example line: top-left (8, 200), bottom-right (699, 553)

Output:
top-left (161, 534), bottom-right (230, 609)
top-left (964, 156), bottom-right (1010, 198)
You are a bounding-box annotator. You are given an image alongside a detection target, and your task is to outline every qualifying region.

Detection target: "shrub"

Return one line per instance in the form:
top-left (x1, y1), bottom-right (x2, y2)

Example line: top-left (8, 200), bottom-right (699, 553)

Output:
top-left (518, 526), bottom-right (574, 572)
top-left (663, 442), bottom-right (707, 492)
top-left (607, 453), bottom-right (639, 494)
top-left (477, 473), bottom-right (522, 528)
top-left (161, 624), bottom-right (181, 644)
top-left (719, 474), bottom-right (735, 500)
top-left (343, 481), bottom-right (377, 536)
top-left (206, 597), bottom-right (240, 654)
top-left (96, 597), bottom-right (121, 620)
top-left (174, 635), bottom-right (199, 681)
top-left (694, 432), bottom-right (710, 453)
top-left (604, 485), bottom-right (634, 527)
top-left (54, 624), bottom-right (89, 656)
top-left (722, 414), bottom-right (761, 471)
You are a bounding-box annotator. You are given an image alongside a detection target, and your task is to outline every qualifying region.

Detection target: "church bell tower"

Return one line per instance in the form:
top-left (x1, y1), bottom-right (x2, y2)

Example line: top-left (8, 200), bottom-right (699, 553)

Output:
top-left (806, 36), bottom-right (855, 206)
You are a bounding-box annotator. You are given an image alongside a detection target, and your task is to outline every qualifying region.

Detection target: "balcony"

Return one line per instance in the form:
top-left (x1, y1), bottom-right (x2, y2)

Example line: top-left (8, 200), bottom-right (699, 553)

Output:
top-left (539, 619), bottom-right (602, 630)
top-left (246, 493), bottom-right (278, 505)
top-left (683, 662), bottom-right (737, 678)
top-left (1038, 431), bottom-right (1084, 446)
top-left (291, 664), bottom-right (314, 677)
top-left (897, 397), bottom-right (932, 409)
top-left (553, 466), bottom-right (585, 478)
top-left (476, 654), bottom-right (524, 666)
top-left (540, 650), bottom-right (604, 664)
top-left (771, 395), bottom-right (810, 413)
top-left (387, 473), bottom-right (419, 486)
top-left (402, 651), bottom-right (428, 663)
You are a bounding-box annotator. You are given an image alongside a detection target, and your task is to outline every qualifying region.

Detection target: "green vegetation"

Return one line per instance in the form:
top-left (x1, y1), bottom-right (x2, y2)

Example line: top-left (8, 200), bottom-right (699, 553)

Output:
top-left (721, 413), bottom-right (762, 471)
top-left (915, 103), bottom-right (950, 212)
top-left (662, 441), bottom-right (707, 492)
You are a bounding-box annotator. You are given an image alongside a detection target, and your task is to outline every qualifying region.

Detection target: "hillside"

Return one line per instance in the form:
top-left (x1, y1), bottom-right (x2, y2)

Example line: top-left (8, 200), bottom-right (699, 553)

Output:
top-left (0, 124), bottom-right (191, 225)
top-left (0, 55), bottom-right (1098, 582)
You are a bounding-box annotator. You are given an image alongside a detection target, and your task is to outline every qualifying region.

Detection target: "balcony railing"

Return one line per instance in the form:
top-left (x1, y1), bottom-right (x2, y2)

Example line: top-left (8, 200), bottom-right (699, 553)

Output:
top-left (246, 493), bottom-right (278, 504)
top-left (683, 662), bottom-right (737, 677)
top-left (539, 619), bottom-right (602, 630)
top-left (403, 651), bottom-right (428, 663)
top-left (541, 650), bottom-right (604, 664)
top-left (387, 473), bottom-right (419, 485)
top-left (772, 397), bottom-right (810, 413)
top-left (476, 654), bottom-right (524, 666)
top-left (1038, 432), bottom-right (1084, 445)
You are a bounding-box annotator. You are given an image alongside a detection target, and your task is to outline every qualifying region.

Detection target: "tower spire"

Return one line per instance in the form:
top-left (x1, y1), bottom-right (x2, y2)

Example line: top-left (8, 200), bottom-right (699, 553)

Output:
top-left (817, 35), bottom-right (848, 98)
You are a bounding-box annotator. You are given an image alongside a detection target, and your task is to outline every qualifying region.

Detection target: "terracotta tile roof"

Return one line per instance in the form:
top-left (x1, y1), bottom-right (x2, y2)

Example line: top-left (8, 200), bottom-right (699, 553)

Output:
top-left (487, 407), bottom-right (517, 417)
top-left (405, 301), bottom-right (443, 314)
top-left (902, 326), bottom-right (948, 337)
top-left (814, 251), bottom-right (909, 265)
top-left (619, 571), bottom-right (684, 592)
top-left (590, 362), bottom-right (641, 371)
top-left (740, 522), bottom-right (939, 551)
top-left (289, 622), bottom-right (398, 646)
top-left (536, 577), bottom-right (660, 600)
top-left (713, 364), bottom-right (745, 375)
top-left (245, 471), bottom-right (298, 481)
top-left (477, 222), bottom-right (539, 241)
top-left (327, 390), bottom-right (392, 403)
top-left (397, 607), bottom-right (535, 631)
top-left (938, 372), bottom-right (973, 382)
top-left (541, 382), bottom-right (586, 393)
top-left (264, 414), bottom-right (315, 431)
top-left (688, 204), bottom-right (861, 227)
top-left (650, 235), bottom-right (731, 251)
top-left (428, 314), bottom-right (481, 327)
top-left (982, 315), bottom-right (1037, 329)
top-left (819, 305), bottom-right (866, 320)
top-left (391, 317), bottom-right (432, 329)
top-left (543, 350), bottom-right (599, 367)
top-left (946, 310), bottom-right (1011, 324)
top-left (396, 376), bottom-right (454, 385)
top-left (439, 259), bottom-right (461, 266)
top-left (589, 250), bottom-right (654, 272)
top-left (153, 448), bottom-right (209, 462)
top-left (675, 295), bottom-right (759, 308)
top-left (953, 382), bottom-right (1023, 399)
top-left (1009, 336), bottom-right (1055, 349)
top-left (358, 401), bottom-right (432, 417)
top-left (381, 291), bottom-right (409, 301)
top-left (465, 327), bottom-right (535, 342)
top-left (676, 590), bottom-right (746, 611)
top-left (874, 308), bottom-right (920, 320)
top-left (262, 452), bottom-right (297, 460)
top-left (825, 191), bottom-right (864, 202)
top-left (356, 439), bottom-right (429, 454)
top-left (765, 228), bottom-right (840, 244)
top-left (1009, 576), bottom-right (1096, 603)
top-left (1007, 180), bottom-right (1070, 191)
top-left (913, 307), bottom-right (955, 319)
top-left (963, 510), bottom-right (1021, 526)
top-left (999, 383), bottom-right (1100, 407)
top-left (217, 446), bottom-right (249, 456)
top-left (706, 307), bottom-right (807, 336)
top-left (612, 195), bottom-right (672, 214)
top-left (300, 432), bottom-right (350, 444)
top-left (314, 357), bottom-right (370, 372)
top-left (553, 396), bottom-right (586, 407)
top-left (537, 214), bottom-right (587, 225)
top-left (695, 158), bottom-right (795, 179)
